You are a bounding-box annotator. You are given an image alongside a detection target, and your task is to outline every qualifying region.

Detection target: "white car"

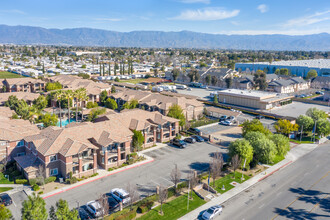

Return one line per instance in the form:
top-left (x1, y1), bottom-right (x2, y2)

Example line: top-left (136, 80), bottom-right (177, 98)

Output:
top-left (220, 120), bottom-right (232, 126)
top-left (86, 200), bottom-right (104, 218)
top-left (110, 188), bottom-right (131, 205)
top-left (202, 205), bottom-right (223, 220)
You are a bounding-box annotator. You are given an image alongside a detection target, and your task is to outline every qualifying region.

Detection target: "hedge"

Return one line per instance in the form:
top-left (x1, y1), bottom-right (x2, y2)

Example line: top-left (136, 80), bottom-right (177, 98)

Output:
top-left (29, 179), bottom-right (37, 186)
top-left (32, 184), bottom-right (40, 191)
top-left (45, 176), bottom-right (56, 184)
top-left (15, 179), bottom-right (28, 184)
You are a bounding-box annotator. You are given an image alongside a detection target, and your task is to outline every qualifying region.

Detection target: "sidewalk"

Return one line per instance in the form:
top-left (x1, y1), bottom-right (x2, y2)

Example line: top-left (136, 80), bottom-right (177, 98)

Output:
top-left (179, 144), bottom-right (318, 220)
top-left (41, 151), bottom-right (154, 199)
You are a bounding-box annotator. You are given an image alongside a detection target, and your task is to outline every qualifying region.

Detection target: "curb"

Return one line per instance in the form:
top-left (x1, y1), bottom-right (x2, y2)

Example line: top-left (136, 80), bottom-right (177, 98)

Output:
top-left (42, 158), bottom-right (154, 199)
top-left (258, 160), bottom-right (292, 182)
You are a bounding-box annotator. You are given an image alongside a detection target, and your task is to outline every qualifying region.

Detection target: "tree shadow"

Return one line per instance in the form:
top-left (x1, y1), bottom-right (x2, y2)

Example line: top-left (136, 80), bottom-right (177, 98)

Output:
top-left (209, 152), bottom-right (229, 162)
top-left (188, 162), bottom-right (210, 172)
top-left (274, 207), bottom-right (330, 220)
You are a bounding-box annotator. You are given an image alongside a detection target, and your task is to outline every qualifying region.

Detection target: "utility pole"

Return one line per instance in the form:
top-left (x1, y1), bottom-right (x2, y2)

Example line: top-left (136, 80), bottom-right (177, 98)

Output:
top-left (187, 180), bottom-right (190, 210)
top-left (300, 125), bottom-right (303, 142)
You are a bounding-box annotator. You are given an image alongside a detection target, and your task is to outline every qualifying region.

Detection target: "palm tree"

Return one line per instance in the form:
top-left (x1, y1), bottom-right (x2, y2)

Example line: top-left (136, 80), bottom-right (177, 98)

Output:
top-left (74, 88), bottom-right (88, 122)
top-left (64, 90), bottom-right (73, 124)
top-left (54, 90), bottom-right (64, 127)
top-left (80, 91), bottom-right (89, 121)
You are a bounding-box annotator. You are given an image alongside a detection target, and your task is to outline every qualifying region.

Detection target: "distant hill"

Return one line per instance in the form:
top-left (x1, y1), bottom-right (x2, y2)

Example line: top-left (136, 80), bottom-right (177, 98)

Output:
top-left (0, 24), bottom-right (329, 51)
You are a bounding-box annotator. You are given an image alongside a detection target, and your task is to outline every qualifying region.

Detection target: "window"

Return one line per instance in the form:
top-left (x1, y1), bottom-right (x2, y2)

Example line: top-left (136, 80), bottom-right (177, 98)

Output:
top-left (17, 152), bottom-right (25, 157)
top-left (50, 155), bottom-right (57, 162)
top-left (0, 141), bottom-right (7, 146)
top-left (16, 140), bottom-right (24, 147)
top-left (50, 168), bottom-right (58, 176)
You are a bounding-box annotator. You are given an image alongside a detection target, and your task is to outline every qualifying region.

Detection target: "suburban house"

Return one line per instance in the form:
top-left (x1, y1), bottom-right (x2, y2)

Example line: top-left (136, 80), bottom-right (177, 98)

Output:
top-left (15, 121), bottom-right (132, 180)
top-left (267, 77), bottom-right (310, 93)
top-left (311, 76), bottom-right (330, 89)
top-left (46, 75), bottom-right (112, 106)
top-left (323, 88), bottom-right (330, 101)
top-left (0, 107), bottom-right (40, 163)
top-left (233, 76), bottom-right (254, 90)
top-left (95, 109), bottom-right (180, 148)
top-left (2, 78), bottom-right (45, 93)
top-left (110, 89), bottom-right (204, 120)
top-left (0, 92), bottom-right (40, 106)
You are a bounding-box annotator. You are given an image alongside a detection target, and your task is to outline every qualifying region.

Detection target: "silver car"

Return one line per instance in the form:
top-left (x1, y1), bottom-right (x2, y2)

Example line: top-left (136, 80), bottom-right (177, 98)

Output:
top-left (202, 205), bottom-right (223, 220)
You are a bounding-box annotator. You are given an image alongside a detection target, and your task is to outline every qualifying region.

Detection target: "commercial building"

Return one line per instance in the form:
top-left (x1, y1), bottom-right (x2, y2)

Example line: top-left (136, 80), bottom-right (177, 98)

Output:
top-left (235, 59), bottom-right (330, 77)
top-left (217, 89), bottom-right (293, 110)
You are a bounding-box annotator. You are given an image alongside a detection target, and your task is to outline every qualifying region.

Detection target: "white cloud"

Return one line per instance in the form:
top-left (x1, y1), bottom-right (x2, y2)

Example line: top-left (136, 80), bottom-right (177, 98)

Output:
top-left (257, 4), bottom-right (268, 13)
top-left (93, 18), bottom-right (123, 22)
top-left (180, 0), bottom-right (210, 4)
top-left (283, 10), bottom-right (330, 27)
top-left (169, 8), bottom-right (239, 21)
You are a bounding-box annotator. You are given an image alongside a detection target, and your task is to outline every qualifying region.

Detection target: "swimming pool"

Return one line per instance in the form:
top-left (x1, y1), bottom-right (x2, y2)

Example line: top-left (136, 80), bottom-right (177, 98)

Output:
top-left (57, 118), bottom-right (76, 127)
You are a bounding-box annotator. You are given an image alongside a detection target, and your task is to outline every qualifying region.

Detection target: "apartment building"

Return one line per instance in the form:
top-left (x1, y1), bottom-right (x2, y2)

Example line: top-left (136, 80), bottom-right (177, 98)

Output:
top-left (2, 78), bottom-right (45, 93)
top-left (267, 77), bottom-right (310, 94)
top-left (0, 92), bottom-right (40, 106)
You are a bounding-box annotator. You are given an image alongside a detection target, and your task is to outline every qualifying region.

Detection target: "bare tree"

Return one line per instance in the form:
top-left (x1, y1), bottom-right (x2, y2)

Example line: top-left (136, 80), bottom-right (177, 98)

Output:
top-left (98, 193), bottom-right (109, 218)
top-left (170, 164), bottom-right (181, 195)
top-left (231, 154), bottom-right (242, 179)
top-left (36, 164), bottom-right (46, 189)
top-left (158, 185), bottom-right (168, 215)
top-left (126, 182), bottom-right (139, 210)
top-left (210, 152), bottom-right (224, 187)
top-left (187, 170), bottom-right (198, 189)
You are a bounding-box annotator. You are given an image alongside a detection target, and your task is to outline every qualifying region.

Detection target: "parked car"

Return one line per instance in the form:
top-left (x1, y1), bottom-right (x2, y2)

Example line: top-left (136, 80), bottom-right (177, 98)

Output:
top-left (171, 139), bottom-right (187, 148)
top-left (107, 195), bottom-right (120, 212)
top-left (188, 128), bottom-right (201, 135)
top-left (0, 194), bottom-right (12, 206)
top-left (227, 116), bottom-right (235, 121)
top-left (202, 205), bottom-right (223, 220)
top-left (255, 115), bottom-right (265, 119)
top-left (187, 88), bottom-right (192, 91)
top-left (78, 206), bottom-right (93, 220)
top-left (86, 200), bottom-right (103, 218)
top-left (110, 188), bottom-right (131, 205)
top-left (184, 137), bottom-right (196, 143)
top-left (192, 135), bottom-right (204, 142)
top-left (220, 120), bottom-right (232, 126)
top-left (219, 115), bottom-right (228, 121)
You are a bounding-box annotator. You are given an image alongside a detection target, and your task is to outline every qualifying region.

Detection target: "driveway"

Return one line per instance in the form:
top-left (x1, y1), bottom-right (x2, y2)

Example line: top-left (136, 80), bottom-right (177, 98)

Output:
top-left (44, 142), bottom-right (227, 210)
top-left (8, 191), bottom-right (28, 220)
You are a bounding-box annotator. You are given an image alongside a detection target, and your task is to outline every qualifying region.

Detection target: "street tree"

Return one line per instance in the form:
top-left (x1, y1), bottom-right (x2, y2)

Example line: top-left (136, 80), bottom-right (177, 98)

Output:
top-left (306, 69), bottom-right (318, 79)
top-left (271, 134), bottom-right (290, 157)
top-left (21, 193), bottom-right (48, 220)
top-left (228, 139), bottom-right (253, 168)
top-left (158, 185), bottom-right (168, 215)
top-left (210, 152), bottom-right (224, 186)
top-left (126, 183), bottom-right (139, 211)
top-left (167, 104), bottom-right (186, 128)
top-left (316, 119), bottom-right (330, 137)
top-left (225, 77), bottom-right (233, 88)
top-left (105, 98), bottom-right (118, 110)
top-left (296, 115), bottom-right (314, 132)
top-left (54, 199), bottom-right (79, 220)
top-left (170, 164), bottom-right (181, 195)
top-left (274, 119), bottom-right (299, 136)
top-left (242, 119), bottom-right (272, 137)
top-left (132, 130), bottom-right (144, 151)
top-left (0, 204), bottom-right (12, 220)
top-left (306, 108), bottom-right (328, 121)
top-left (231, 154), bottom-right (241, 178)
top-left (252, 137), bottom-right (277, 164)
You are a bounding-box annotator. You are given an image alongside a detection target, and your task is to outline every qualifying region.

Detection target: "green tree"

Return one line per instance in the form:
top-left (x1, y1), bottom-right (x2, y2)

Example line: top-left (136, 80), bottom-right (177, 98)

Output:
top-left (5, 95), bottom-right (19, 109)
top-left (105, 98), bottom-right (118, 110)
top-left (306, 69), bottom-right (318, 79)
top-left (172, 68), bottom-right (180, 83)
top-left (252, 137), bottom-right (277, 164)
top-left (114, 77), bottom-right (120, 82)
top-left (244, 131), bottom-right (267, 148)
top-left (242, 119), bottom-right (272, 137)
top-left (81, 64), bottom-right (86, 69)
top-left (167, 104), bottom-right (186, 128)
top-left (316, 119), bottom-right (330, 137)
top-left (271, 134), bottom-right (290, 157)
top-left (33, 95), bottom-right (48, 110)
top-left (37, 113), bottom-right (58, 128)
top-left (100, 90), bottom-right (108, 105)
top-left (0, 204), bottom-right (12, 220)
top-left (54, 199), bottom-right (79, 220)
top-left (225, 77), bottom-right (233, 88)
top-left (87, 108), bottom-right (106, 122)
top-left (111, 85), bottom-right (116, 93)
top-left (279, 68), bottom-right (289, 75)
top-left (86, 101), bottom-right (98, 109)
top-left (211, 76), bottom-right (217, 86)
top-left (199, 62), bottom-right (208, 68)
top-left (306, 108), bottom-right (328, 121)
top-left (253, 70), bottom-right (267, 90)
top-left (122, 99), bottom-right (139, 110)
top-left (54, 91), bottom-right (65, 127)
top-left (132, 130), bottom-right (145, 151)
top-left (228, 139), bottom-right (253, 168)
top-left (205, 74), bottom-right (211, 85)
top-left (274, 119), bottom-right (299, 136)
top-left (45, 82), bottom-right (62, 92)
top-left (296, 115), bottom-right (314, 132)
top-left (213, 94), bottom-right (218, 104)
top-left (21, 193), bottom-right (48, 220)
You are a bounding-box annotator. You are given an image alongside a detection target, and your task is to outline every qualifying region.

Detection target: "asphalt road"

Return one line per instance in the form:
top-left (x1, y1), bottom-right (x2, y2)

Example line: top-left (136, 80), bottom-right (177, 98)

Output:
top-left (44, 141), bottom-right (226, 211)
top-left (215, 142), bottom-right (330, 220)
top-left (8, 191), bottom-right (28, 220)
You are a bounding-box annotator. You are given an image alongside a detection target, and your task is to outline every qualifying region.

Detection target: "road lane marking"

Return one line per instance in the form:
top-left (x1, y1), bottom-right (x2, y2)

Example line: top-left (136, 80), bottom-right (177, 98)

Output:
top-left (271, 171), bottom-right (329, 220)
top-left (308, 194), bottom-right (329, 213)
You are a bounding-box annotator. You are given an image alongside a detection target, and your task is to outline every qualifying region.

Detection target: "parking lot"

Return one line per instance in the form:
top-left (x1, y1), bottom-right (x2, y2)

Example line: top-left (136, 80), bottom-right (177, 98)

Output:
top-left (8, 191), bottom-right (28, 220)
top-left (177, 87), bottom-right (219, 99)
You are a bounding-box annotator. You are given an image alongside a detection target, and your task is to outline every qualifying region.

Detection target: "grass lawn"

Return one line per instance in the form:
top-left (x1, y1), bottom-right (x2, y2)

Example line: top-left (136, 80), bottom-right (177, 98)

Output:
top-left (268, 155), bottom-right (285, 165)
top-left (0, 71), bottom-right (25, 79)
top-left (290, 136), bottom-right (315, 144)
top-left (120, 78), bottom-right (146, 84)
top-left (0, 187), bottom-right (13, 193)
top-left (0, 173), bottom-right (14, 184)
top-left (211, 172), bottom-right (250, 193)
top-left (137, 191), bottom-right (206, 220)
top-left (190, 117), bottom-right (218, 128)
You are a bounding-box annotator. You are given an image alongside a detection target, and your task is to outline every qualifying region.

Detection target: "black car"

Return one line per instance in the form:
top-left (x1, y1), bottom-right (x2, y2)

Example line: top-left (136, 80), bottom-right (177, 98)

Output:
top-left (184, 137), bottom-right (196, 143)
top-left (188, 128), bottom-right (201, 135)
top-left (171, 139), bottom-right (187, 148)
top-left (78, 206), bottom-right (93, 220)
top-left (107, 195), bottom-right (119, 212)
top-left (192, 135), bottom-right (204, 142)
top-left (255, 115), bottom-right (265, 119)
top-left (0, 194), bottom-right (12, 206)
top-left (219, 115), bottom-right (228, 121)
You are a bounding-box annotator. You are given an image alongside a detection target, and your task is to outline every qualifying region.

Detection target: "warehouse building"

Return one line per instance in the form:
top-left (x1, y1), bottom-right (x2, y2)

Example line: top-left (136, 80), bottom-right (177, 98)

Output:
top-left (217, 89), bottom-right (293, 110)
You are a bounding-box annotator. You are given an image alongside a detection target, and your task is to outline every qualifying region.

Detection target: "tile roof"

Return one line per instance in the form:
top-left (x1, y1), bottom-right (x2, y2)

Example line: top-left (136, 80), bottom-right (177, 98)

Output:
top-left (0, 92), bottom-right (40, 105)
top-left (0, 116), bottom-right (40, 141)
top-left (14, 154), bottom-right (40, 173)
top-left (4, 78), bottom-right (44, 85)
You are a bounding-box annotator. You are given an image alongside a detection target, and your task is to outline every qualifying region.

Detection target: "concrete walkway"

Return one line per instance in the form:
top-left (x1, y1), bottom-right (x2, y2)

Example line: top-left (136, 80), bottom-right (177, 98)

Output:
top-left (179, 144), bottom-right (319, 220)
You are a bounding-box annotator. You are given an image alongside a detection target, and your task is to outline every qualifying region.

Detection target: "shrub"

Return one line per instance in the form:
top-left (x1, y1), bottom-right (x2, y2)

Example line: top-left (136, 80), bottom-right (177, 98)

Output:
top-left (38, 191), bottom-right (43, 195)
top-left (91, 173), bottom-right (99, 177)
top-left (86, 102), bottom-right (98, 109)
top-left (177, 181), bottom-right (188, 190)
top-left (108, 168), bottom-right (115, 172)
top-left (29, 179), bottom-right (37, 186)
top-left (137, 205), bottom-right (148, 213)
top-left (15, 179), bottom-right (28, 184)
top-left (45, 176), bottom-right (56, 184)
top-left (11, 170), bottom-right (21, 177)
top-left (168, 187), bottom-right (175, 198)
top-left (32, 184), bottom-right (40, 191)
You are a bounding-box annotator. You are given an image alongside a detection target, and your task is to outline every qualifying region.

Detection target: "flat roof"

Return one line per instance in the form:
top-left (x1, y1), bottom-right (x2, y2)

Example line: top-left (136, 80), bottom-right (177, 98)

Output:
top-left (236, 59), bottom-right (330, 69)
top-left (218, 89), bottom-right (276, 100)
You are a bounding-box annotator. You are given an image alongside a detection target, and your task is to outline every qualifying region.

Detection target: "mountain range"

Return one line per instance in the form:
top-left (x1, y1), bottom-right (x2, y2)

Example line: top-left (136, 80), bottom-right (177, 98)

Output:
top-left (0, 24), bottom-right (329, 51)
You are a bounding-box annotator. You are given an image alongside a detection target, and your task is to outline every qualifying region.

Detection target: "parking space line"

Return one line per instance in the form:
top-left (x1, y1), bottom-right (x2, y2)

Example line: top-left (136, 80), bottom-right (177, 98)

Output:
top-left (12, 200), bottom-right (16, 207)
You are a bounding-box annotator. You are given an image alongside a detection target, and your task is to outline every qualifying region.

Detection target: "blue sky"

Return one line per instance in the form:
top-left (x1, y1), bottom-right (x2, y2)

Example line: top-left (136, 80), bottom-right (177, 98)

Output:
top-left (0, 0), bottom-right (329, 35)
